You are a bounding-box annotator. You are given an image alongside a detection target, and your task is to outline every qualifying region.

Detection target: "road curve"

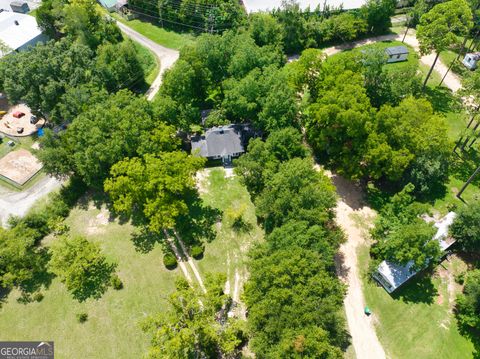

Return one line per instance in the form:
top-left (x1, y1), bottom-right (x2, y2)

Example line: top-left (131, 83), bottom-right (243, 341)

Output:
top-left (116, 21), bottom-right (180, 101)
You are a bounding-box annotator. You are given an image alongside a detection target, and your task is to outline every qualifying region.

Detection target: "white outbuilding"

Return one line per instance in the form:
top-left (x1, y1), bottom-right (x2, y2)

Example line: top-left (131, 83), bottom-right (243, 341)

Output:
top-left (373, 212), bottom-right (457, 294)
top-left (0, 11), bottom-right (47, 57)
top-left (385, 45), bottom-right (409, 63)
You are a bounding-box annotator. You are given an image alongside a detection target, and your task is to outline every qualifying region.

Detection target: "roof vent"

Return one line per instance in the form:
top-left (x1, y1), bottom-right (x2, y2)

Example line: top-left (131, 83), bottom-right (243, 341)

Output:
top-left (14, 20), bottom-right (19, 25)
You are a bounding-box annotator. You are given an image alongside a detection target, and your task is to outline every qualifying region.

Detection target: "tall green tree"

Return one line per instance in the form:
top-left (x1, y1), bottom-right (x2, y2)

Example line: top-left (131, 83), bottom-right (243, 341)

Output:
top-left (38, 90), bottom-right (156, 186)
top-left (255, 158), bottom-right (337, 233)
top-left (244, 247), bottom-right (347, 357)
top-left (104, 152), bottom-right (205, 232)
top-left (417, 0), bottom-right (473, 89)
top-left (0, 38), bottom-right (96, 118)
top-left (141, 275), bottom-right (245, 358)
top-left (49, 236), bottom-right (116, 301)
top-left (456, 269), bottom-right (480, 331)
top-left (450, 200), bottom-right (480, 252)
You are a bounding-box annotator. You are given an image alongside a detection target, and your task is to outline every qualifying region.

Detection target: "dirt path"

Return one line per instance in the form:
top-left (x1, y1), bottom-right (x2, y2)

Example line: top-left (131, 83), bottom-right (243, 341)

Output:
top-left (331, 174), bottom-right (386, 359)
top-left (323, 31), bottom-right (462, 92)
top-left (163, 229), bottom-right (194, 283)
top-left (173, 230), bottom-right (207, 293)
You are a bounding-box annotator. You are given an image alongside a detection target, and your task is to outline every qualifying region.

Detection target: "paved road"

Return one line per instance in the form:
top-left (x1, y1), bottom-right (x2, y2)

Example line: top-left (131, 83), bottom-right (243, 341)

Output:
top-left (0, 175), bottom-right (63, 227)
top-left (116, 21), bottom-right (180, 101)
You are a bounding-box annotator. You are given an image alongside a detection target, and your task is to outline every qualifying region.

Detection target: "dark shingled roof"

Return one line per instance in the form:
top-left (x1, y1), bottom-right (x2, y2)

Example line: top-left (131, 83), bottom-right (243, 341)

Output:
top-left (385, 45), bottom-right (409, 56)
top-left (191, 125), bottom-right (246, 158)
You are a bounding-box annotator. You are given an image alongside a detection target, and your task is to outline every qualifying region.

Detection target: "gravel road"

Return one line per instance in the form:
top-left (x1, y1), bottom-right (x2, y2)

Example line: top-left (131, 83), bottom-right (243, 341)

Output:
top-left (0, 176), bottom-right (63, 227)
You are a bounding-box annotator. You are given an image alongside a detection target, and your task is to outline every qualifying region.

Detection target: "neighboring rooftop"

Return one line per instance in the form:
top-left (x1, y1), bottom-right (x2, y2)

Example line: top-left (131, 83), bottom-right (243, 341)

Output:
top-left (191, 125), bottom-right (246, 159)
top-left (241, 0), bottom-right (366, 12)
top-left (385, 46), bottom-right (409, 56)
top-left (0, 0), bottom-right (40, 12)
top-left (0, 11), bottom-right (45, 56)
top-left (373, 212), bottom-right (457, 293)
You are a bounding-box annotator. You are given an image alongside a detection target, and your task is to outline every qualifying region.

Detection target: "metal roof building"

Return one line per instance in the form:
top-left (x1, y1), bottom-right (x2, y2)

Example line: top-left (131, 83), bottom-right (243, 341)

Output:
top-left (0, 11), bottom-right (47, 57)
top-left (373, 212), bottom-right (457, 293)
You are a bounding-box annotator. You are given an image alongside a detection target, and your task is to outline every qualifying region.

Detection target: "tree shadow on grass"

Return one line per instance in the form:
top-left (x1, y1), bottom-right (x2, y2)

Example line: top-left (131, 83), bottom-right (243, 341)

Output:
top-left (131, 228), bottom-right (165, 254)
top-left (175, 189), bottom-right (222, 247)
top-left (424, 86), bottom-right (462, 114)
top-left (391, 269), bottom-right (438, 304)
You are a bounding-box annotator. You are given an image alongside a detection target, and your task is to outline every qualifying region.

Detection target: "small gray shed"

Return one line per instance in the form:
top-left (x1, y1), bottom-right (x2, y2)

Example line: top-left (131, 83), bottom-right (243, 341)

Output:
top-left (385, 46), bottom-right (409, 63)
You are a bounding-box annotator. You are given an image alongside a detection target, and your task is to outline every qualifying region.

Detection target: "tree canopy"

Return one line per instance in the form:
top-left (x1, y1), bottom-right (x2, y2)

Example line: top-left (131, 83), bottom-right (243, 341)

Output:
top-left (141, 275), bottom-right (246, 358)
top-left (104, 152), bottom-right (205, 232)
top-left (48, 236), bottom-right (116, 301)
top-left (450, 200), bottom-right (480, 252)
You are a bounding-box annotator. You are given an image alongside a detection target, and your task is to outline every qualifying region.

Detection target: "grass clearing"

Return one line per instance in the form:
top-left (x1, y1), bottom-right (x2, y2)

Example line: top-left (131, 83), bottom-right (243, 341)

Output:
top-left (0, 201), bottom-right (179, 359)
top-left (195, 168), bottom-right (263, 295)
top-left (113, 14), bottom-right (195, 50)
top-left (359, 245), bottom-right (475, 359)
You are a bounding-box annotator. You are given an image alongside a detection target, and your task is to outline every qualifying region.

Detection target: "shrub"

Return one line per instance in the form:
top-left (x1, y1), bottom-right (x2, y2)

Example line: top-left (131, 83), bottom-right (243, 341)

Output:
top-left (163, 253), bottom-right (177, 269)
top-left (76, 312), bottom-right (88, 323)
top-left (33, 292), bottom-right (44, 302)
top-left (190, 245), bottom-right (204, 259)
top-left (111, 274), bottom-right (123, 290)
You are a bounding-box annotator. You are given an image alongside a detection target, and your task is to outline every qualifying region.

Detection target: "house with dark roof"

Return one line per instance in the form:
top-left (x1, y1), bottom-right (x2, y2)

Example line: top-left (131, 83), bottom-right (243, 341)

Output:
top-left (191, 124), bottom-right (254, 165)
top-left (385, 46), bottom-right (409, 63)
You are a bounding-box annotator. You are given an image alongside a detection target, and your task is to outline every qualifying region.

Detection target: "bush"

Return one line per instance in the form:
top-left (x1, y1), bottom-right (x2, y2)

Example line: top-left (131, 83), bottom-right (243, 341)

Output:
top-left (163, 253), bottom-right (177, 269)
top-left (190, 245), bottom-right (204, 259)
top-left (33, 292), bottom-right (44, 302)
top-left (76, 312), bottom-right (88, 323)
top-left (111, 274), bottom-right (123, 290)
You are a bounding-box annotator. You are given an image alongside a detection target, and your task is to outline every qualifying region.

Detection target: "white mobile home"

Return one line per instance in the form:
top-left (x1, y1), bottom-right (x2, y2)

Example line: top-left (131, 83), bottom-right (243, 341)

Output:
top-left (373, 212), bottom-right (457, 293)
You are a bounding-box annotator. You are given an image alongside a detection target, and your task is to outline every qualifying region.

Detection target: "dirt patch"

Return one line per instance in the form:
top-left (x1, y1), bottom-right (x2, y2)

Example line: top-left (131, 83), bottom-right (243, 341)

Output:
top-left (86, 207), bottom-right (110, 235)
top-left (0, 149), bottom-right (43, 186)
top-left (195, 169), bottom-right (210, 194)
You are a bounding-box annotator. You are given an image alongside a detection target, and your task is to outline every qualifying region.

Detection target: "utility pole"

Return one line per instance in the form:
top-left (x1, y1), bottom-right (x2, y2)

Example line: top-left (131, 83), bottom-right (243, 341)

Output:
top-left (457, 164), bottom-right (480, 199)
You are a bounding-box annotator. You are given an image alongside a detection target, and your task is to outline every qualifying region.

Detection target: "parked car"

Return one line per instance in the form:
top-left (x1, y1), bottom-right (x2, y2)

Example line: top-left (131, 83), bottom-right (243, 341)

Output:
top-left (16, 127), bottom-right (24, 134)
top-left (30, 115), bottom-right (38, 124)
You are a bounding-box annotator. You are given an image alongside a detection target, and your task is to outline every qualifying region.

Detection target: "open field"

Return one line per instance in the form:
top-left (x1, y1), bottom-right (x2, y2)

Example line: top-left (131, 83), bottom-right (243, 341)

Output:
top-left (359, 245), bottom-right (475, 359)
top-left (113, 14), bottom-right (195, 50)
top-left (195, 168), bottom-right (264, 300)
top-left (0, 201), bottom-right (179, 359)
top-left (0, 168), bottom-right (261, 357)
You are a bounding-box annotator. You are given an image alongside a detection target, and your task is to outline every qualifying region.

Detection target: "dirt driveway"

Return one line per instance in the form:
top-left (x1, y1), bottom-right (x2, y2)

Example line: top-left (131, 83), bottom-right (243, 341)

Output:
top-left (332, 174), bottom-right (386, 359)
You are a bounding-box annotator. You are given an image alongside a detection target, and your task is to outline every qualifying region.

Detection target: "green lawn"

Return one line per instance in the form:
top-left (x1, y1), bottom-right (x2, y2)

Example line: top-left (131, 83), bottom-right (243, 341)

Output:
top-left (0, 201), bottom-right (179, 359)
top-left (0, 168), bottom-right (261, 358)
top-left (113, 14), bottom-right (195, 50)
top-left (195, 168), bottom-right (264, 293)
top-left (359, 245), bottom-right (476, 359)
